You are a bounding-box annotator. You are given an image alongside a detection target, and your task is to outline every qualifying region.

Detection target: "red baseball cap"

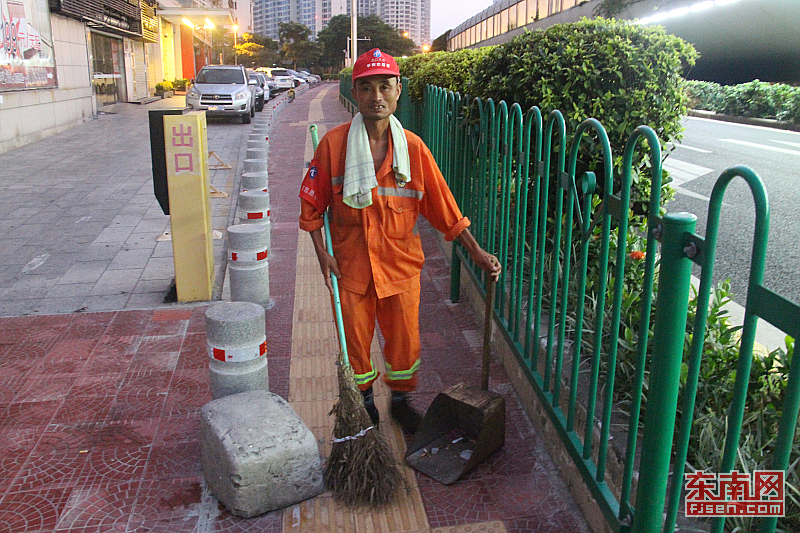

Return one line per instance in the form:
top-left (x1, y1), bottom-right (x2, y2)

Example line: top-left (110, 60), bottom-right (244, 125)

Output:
top-left (352, 48), bottom-right (400, 81)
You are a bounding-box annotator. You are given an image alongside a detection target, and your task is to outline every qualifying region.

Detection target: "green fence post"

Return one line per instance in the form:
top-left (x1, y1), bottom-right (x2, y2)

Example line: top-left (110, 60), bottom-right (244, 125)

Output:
top-left (631, 212), bottom-right (697, 533)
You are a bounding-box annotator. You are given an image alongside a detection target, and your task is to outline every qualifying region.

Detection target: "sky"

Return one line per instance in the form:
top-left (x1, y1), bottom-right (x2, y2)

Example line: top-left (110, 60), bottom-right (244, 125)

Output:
top-left (430, 0), bottom-right (493, 41)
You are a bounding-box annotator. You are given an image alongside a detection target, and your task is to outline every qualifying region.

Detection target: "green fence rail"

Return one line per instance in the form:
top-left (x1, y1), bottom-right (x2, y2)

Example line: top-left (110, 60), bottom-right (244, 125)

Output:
top-left (338, 75), bottom-right (800, 532)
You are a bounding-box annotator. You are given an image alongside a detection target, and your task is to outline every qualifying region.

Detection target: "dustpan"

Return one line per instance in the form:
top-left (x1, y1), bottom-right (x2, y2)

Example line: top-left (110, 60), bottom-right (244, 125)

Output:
top-left (404, 277), bottom-right (505, 484)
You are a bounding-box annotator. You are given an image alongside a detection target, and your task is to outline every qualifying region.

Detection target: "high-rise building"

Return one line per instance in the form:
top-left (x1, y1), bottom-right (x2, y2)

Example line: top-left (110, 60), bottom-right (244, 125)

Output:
top-left (253, 0), bottom-right (427, 46)
top-left (378, 0), bottom-right (429, 46)
top-left (254, 0), bottom-right (347, 40)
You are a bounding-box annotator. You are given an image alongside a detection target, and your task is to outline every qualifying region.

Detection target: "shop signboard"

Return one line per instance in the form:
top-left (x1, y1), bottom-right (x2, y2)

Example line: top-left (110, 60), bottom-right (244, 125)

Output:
top-left (0, 0), bottom-right (57, 90)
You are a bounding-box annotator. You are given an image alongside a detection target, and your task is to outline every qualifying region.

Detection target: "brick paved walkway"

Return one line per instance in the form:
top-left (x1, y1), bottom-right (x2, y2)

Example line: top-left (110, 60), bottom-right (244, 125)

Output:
top-left (0, 83), bottom-right (590, 533)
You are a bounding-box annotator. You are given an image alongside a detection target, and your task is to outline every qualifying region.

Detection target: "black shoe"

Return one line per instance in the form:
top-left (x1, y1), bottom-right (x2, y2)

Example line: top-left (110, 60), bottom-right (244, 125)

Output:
top-left (361, 387), bottom-right (380, 427)
top-left (390, 392), bottom-right (423, 435)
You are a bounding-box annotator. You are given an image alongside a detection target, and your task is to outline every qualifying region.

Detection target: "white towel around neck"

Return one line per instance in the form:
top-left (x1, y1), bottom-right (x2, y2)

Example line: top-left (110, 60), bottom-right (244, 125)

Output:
top-left (342, 112), bottom-right (410, 209)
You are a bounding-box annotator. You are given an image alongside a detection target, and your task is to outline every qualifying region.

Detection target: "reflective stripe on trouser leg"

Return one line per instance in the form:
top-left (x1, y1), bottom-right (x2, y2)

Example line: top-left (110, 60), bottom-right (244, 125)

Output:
top-left (339, 282), bottom-right (379, 391)
top-left (376, 279), bottom-right (421, 393)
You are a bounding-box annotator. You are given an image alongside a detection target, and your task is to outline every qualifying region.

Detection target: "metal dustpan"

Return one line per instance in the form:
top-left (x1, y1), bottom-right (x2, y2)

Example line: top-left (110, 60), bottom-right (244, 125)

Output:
top-left (405, 278), bottom-right (505, 484)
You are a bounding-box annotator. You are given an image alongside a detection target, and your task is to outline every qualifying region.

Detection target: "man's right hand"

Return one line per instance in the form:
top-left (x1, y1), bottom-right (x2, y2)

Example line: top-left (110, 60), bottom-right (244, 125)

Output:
top-left (310, 228), bottom-right (341, 293)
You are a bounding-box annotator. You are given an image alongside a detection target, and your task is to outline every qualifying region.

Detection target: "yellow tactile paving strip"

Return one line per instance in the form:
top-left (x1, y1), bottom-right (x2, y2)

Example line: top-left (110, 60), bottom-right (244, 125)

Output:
top-left (282, 229), bottom-right (429, 532)
top-left (279, 87), bottom-right (507, 533)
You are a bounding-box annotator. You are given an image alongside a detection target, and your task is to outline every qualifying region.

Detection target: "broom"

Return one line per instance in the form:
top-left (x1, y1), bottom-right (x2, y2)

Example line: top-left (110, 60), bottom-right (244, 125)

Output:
top-left (310, 125), bottom-right (404, 506)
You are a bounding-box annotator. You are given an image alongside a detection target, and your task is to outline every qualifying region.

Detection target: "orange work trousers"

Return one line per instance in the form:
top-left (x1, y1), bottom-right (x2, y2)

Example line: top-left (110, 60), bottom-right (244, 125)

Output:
top-left (339, 278), bottom-right (420, 393)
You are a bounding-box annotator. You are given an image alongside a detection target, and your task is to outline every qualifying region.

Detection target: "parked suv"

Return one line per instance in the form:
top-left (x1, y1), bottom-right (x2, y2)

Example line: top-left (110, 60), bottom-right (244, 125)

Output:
top-left (262, 68), bottom-right (295, 92)
top-left (186, 65), bottom-right (257, 124)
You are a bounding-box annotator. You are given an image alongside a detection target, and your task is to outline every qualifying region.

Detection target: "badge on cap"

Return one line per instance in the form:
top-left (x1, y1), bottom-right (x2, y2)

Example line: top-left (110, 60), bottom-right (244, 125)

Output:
top-left (373, 49), bottom-right (382, 58)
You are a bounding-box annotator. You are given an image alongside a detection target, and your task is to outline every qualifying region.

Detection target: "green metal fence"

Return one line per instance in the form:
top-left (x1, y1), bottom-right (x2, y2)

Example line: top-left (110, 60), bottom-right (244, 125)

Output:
top-left (337, 76), bottom-right (800, 532)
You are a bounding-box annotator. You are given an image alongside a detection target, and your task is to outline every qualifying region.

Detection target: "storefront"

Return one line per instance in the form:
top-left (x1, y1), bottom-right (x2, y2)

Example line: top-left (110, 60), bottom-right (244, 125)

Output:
top-left (89, 31), bottom-right (127, 106)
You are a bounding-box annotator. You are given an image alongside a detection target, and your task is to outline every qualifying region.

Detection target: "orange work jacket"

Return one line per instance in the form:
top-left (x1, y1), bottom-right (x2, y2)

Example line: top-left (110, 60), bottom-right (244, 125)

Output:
top-left (299, 121), bottom-right (470, 299)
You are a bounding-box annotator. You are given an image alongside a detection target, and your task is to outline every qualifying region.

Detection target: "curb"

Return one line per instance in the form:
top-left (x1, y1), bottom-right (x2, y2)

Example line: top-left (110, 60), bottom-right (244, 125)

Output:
top-left (688, 109), bottom-right (800, 133)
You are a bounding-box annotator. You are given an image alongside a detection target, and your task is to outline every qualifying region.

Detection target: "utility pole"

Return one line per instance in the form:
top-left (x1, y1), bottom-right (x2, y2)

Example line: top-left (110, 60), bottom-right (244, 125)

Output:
top-left (350, 0), bottom-right (357, 67)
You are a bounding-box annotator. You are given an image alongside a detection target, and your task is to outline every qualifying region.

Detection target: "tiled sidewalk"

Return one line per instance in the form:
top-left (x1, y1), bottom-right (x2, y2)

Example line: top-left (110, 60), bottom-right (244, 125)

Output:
top-left (0, 84), bottom-right (590, 532)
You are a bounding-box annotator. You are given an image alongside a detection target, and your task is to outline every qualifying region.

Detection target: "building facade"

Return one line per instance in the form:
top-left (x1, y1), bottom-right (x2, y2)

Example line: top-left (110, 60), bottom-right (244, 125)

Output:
top-left (378, 0), bottom-right (428, 46)
top-left (253, 0), bottom-right (427, 45)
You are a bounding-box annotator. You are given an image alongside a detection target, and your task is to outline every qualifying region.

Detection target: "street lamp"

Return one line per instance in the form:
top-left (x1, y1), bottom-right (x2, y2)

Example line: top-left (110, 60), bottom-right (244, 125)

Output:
top-left (232, 24), bottom-right (238, 65)
top-left (344, 36), bottom-right (370, 67)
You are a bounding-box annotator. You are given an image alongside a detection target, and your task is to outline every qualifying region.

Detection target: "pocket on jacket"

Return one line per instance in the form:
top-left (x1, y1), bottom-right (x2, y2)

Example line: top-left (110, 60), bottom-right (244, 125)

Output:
top-left (384, 195), bottom-right (418, 238)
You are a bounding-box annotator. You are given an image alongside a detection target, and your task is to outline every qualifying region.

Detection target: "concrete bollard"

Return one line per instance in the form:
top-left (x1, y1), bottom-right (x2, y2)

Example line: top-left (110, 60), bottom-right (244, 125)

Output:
top-left (241, 172), bottom-right (268, 192)
top-left (246, 147), bottom-right (268, 160)
top-left (205, 302), bottom-right (268, 399)
top-left (243, 158), bottom-right (268, 173)
top-left (227, 224), bottom-right (271, 308)
top-left (249, 133), bottom-right (268, 142)
top-left (238, 190), bottom-right (270, 225)
top-left (247, 140), bottom-right (268, 150)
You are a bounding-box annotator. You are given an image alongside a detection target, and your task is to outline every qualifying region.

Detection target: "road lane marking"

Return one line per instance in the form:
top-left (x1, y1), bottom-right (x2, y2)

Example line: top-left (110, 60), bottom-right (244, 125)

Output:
top-left (773, 140), bottom-right (800, 149)
top-left (670, 143), bottom-right (712, 153)
top-left (662, 158), bottom-right (715, 202)
top-left (662, 158), bottom-right (714, 185)
top-left (720, 138), bottom-right (800, 157)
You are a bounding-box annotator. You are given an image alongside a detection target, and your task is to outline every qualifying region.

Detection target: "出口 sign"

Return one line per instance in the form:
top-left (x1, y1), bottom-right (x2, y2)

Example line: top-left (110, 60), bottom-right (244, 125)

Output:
top-left (0, 0), bottom-right (57, 90)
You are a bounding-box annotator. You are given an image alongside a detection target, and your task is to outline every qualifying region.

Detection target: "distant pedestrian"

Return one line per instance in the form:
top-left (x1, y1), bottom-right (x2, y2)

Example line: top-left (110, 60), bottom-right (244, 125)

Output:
top-left (299, 48), bottom-right (500, 434)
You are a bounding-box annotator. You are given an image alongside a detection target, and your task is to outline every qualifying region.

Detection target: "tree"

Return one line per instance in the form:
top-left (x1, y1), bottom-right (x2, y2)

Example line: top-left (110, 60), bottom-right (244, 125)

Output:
top-left (430, 30), bottom-right (450, 52)
top-left (278, 21), bottom-right (323, 68)
top-left (316, 15), bottom-right (415, 70)
top-left (235, 33), bottom-right (279, 68)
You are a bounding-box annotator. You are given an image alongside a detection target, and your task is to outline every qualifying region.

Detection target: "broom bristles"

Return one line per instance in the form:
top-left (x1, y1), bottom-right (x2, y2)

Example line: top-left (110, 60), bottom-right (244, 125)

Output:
top-left (324, 359), bottom-right (406, 506)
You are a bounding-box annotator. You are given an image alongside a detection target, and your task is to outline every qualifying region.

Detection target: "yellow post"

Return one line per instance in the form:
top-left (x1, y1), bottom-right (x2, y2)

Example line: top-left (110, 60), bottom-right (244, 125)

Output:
top-left (164, 112), bottom-right (214, 301)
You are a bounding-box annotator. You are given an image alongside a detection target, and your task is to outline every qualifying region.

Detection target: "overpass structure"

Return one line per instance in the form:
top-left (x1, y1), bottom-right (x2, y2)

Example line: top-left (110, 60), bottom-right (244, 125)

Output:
top-left (447, 0), bottom-right (800, 85)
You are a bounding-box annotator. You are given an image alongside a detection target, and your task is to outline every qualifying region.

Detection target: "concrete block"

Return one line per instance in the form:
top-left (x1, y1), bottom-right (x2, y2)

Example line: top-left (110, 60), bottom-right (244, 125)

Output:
top-left (201, 390), bottom-right (324, 517)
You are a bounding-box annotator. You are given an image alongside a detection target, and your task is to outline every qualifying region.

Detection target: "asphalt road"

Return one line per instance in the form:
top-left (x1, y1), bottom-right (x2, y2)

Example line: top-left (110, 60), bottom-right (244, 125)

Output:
top-left (663, 117), bottom-right (800, 308)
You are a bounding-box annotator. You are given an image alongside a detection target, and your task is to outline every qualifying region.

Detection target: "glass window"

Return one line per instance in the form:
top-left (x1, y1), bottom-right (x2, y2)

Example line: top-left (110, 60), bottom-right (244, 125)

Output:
top-left (551, 0), bottom-right (562, 15)
top-left (538, 0), bottom-right (549, 18)
top-left (494, 13), bottom-right (500, 35)
top-left (527, 0), bottom-right (536, 23)
top-left (517, 1), bottom-right (526, 27)
top-left (500, 8), bottom-right (508, 33)
top-left (480, 19), bottom-right (487, 42)
top-left (508, 5), bottom-right (516, 30)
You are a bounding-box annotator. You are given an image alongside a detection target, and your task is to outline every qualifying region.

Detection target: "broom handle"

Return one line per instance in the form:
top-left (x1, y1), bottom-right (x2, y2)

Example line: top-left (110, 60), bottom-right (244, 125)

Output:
top-left (481, 276), bottom-right (496, 391)
top-left (310, 124), bottom-right (350, 367)
top-left (324, 209), bottom-right (349, 366)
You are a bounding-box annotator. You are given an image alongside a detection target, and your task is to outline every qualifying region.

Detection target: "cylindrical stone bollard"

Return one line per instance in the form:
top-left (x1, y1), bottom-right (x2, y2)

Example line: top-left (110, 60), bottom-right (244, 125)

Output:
top-left (241, 172), bottom-right (268, 192)
top-left (246, 147), bottom-right (268, 160)
top-left (228, 224), bottom-right (270, 307)
top-left (247, 140), bottom-right (269, 152)
top-left (243, 158), bottom-right (269, 173)
top-left (238, 189), bottom-right (271, 252)
top-left (206, 302), bottom-right (268, 399)
top-left (249, 133), bottom-right (268, 142)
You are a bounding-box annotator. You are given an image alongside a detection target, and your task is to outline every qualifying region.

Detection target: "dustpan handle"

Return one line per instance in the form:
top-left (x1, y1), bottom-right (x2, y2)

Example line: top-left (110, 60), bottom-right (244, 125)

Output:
top-left (481, 276), bottom-right (495, 391)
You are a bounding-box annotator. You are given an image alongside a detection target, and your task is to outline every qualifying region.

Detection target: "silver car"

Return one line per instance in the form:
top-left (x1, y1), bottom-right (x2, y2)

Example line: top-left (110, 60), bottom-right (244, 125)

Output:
top-left (185, 65), bottom-right (257, 124)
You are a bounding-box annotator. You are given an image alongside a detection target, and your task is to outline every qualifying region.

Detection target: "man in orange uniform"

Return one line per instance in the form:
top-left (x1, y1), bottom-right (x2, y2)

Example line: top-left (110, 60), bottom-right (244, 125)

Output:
top-left (299, 49), bottom-right (500, 434)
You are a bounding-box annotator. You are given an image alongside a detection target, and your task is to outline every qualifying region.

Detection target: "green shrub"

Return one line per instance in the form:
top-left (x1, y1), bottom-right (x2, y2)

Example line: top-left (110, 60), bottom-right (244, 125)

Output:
top-left (155, 80), bottom-right (174, 94)
top-left (686, 79), bottom-right (800, 124)
top-left (397, 48), bottom-right (494, 99)
top-left (685, 80), bottom-right (725, 112)
top-left (172, 78), bottom-right (189, 91)
top-left (468, 17), bottom-right (697, 217)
